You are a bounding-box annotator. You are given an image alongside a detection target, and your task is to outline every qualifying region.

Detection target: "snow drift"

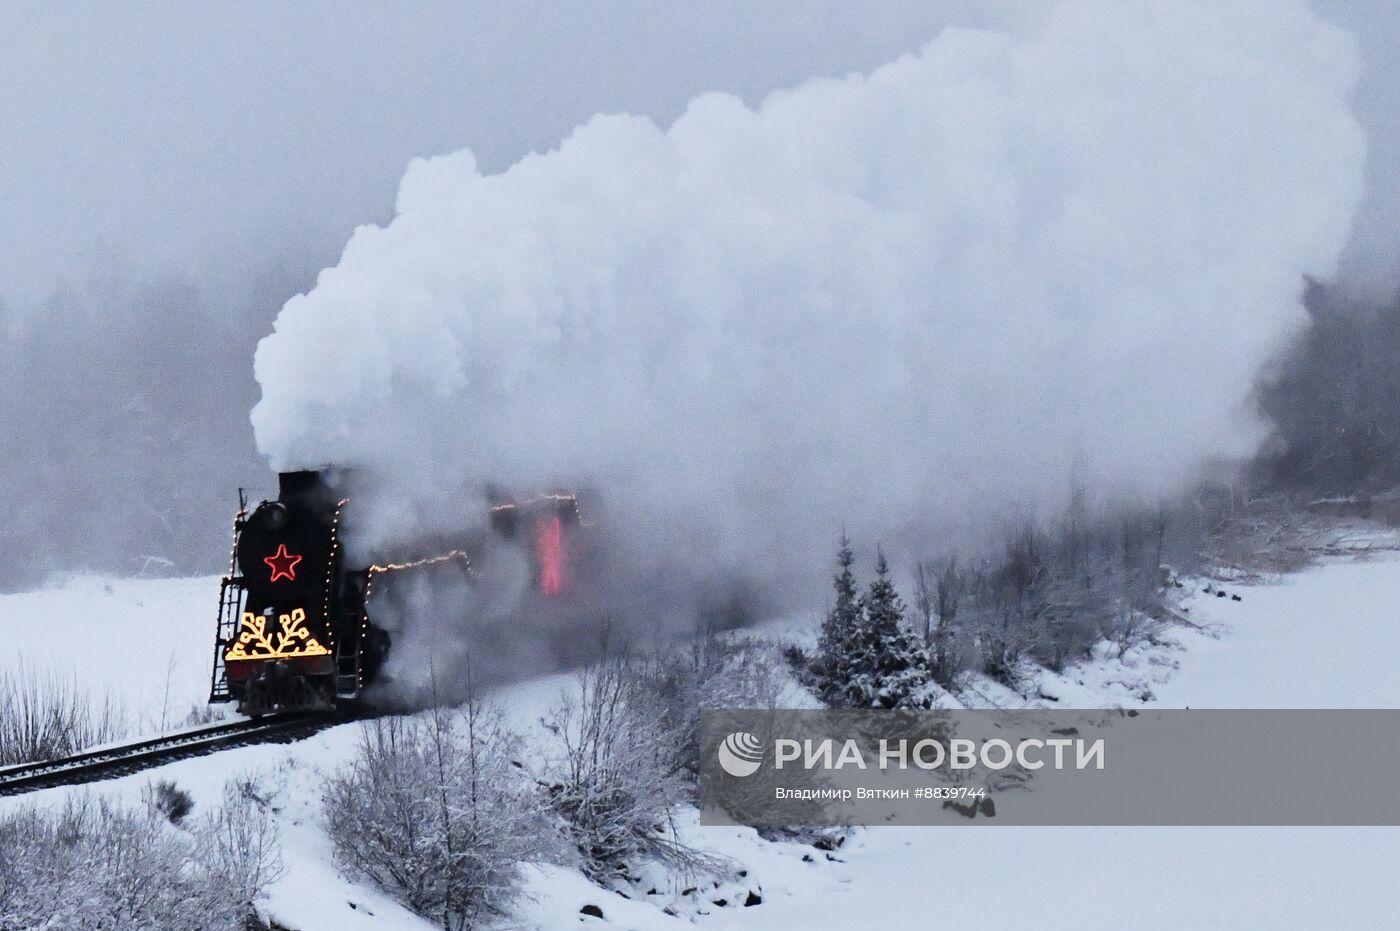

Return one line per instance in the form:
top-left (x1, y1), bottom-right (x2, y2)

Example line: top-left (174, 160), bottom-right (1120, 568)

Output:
top-left (251, 0), bottom-right (1364, 684)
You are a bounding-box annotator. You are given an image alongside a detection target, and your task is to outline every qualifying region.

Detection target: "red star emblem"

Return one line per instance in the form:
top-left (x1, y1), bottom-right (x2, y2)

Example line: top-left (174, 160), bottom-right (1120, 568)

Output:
top-left (263, 544), bottom-right (303, 582)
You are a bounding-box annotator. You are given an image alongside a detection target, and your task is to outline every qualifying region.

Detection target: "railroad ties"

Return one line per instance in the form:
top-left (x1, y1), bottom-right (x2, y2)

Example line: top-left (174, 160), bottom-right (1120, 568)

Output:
top-left (0, 711), bottom-right (356, 797)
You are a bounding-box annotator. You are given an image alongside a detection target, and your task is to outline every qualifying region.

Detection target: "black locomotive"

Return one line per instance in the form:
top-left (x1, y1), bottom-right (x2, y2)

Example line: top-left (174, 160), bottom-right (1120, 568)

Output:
top-left (209, 469), bottom-right (582, 715)
top-left (208, 470), bottom-right (383, 715)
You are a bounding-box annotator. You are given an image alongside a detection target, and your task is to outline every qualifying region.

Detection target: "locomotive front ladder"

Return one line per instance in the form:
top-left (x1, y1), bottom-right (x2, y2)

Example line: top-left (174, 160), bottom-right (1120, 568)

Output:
top-left (334, 631), bottom-right (361, 699)
top-left (210, 492), bottom-right (248, 704)
top-left (209, 574), bottom-right (245, 703)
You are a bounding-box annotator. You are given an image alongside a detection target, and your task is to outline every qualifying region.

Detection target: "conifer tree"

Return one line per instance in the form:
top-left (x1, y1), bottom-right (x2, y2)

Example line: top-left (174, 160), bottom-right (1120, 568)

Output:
top-left (812, 535), bottom-right (862, 706)
top-left (811, 540), bottom-right (932, 709)
top-left (847, 547), bottom-right (931, 709)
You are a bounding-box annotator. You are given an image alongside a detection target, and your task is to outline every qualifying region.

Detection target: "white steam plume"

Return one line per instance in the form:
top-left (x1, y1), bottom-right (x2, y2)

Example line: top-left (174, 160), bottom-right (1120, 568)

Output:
top-left (251, 1), bottom-right (1363, 681)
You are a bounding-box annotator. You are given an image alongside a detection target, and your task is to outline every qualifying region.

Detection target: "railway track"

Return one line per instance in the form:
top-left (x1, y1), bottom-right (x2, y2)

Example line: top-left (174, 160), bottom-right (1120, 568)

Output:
top-left (0, 711), bottom-right (353, 797)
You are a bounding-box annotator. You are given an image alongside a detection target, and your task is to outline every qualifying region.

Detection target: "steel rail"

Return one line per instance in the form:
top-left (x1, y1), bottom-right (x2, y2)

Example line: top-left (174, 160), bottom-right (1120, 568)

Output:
top-left (0, 711), bottom-right (352, 797)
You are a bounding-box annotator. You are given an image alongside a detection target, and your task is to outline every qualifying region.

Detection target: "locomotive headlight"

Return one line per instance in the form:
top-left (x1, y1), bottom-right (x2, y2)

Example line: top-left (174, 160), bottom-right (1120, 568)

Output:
top-left (261, 502), bottom-right (289, 531)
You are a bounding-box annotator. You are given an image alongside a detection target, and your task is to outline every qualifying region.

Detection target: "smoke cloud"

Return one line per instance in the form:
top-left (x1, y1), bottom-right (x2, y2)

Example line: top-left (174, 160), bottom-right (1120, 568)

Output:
top-left (251, 1), bottom-right (1363, 686)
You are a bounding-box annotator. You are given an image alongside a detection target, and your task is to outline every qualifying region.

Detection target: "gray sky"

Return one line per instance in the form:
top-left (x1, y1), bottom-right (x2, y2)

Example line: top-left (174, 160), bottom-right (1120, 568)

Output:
top-left (2, 1), bottom-right (1393, 316)
top-left (0, 0), bottom-right (1007, 313)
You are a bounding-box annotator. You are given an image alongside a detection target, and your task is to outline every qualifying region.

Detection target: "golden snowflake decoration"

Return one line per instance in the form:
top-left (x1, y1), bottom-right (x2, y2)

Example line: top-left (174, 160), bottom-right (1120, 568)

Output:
top-left (225, 607), bottom-right (330, 660)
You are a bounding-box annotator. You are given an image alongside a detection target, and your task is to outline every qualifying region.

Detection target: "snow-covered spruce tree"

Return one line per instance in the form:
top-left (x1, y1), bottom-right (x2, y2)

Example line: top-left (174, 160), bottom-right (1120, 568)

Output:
top-left (848, 548), bottom-right (933, 709)
top-left (811, 541), bottom-right (932, 709)
top-left (809, 535), bottom-right (863, 706)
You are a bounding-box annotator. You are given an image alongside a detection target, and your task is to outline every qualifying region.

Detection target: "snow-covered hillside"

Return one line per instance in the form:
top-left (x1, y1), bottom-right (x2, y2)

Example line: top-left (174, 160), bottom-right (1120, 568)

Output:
top-left (0, 575), bottom-right (218, 731)
top-left (963, 560), bottom-right (1400, 711)
top-left (2, 556), bottom-right (1399, 929)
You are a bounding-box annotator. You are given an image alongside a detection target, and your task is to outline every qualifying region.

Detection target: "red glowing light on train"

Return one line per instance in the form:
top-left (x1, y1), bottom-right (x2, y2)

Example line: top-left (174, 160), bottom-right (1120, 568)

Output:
top-left (535, 515), bottom-right (564, 596)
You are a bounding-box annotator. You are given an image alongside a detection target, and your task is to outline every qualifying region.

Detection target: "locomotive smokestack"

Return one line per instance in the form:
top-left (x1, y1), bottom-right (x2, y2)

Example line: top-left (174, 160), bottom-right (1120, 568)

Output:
top-left (278, 469), bottom-right (323, 502)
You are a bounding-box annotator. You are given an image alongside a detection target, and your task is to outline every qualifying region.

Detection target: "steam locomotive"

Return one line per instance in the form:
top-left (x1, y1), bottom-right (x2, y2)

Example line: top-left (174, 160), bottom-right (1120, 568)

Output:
top-left (209, 470), bottom-right (580, 716)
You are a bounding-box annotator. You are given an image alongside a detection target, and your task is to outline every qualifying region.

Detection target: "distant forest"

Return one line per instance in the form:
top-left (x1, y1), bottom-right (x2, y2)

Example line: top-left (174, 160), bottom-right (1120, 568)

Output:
top-left (1252, 278), bottom-right (1400, 500)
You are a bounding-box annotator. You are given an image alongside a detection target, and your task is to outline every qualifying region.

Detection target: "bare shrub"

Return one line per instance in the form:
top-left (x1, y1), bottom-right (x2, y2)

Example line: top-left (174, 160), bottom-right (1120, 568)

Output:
top-left (0, 782), bottom-right (279, 931)
top-left (940, 502), bottom-right (1172, 684)
top-left (699, 638), bottom-right (786, 711)
top-left (182, 702), bottom-right (226, 727)
top-left (542, 656), bottom-right (709, 884)
top-left (324, 702), bottom-right (544, 930)
top-left (1191, 485), bottom-right (1379, 577)
top-left (0, 807), bottom-right (55, 929)
top-left (147, 779), bottom-right (194, 824)
top-left (0, 662), bottom-right (126, 766)
top-left (626, 634), bottom-right (787, 785)
top-left (914, 557), bottom-right (966, 687)
top-left (201, 776), bottom-right (285, 920)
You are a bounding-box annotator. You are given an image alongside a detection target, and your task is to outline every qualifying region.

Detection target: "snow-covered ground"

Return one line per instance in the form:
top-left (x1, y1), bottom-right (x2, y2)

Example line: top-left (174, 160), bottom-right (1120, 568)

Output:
top-left (0, 575), bottom-right (221, 731)
top-left (1145, 561), bottom-right (1400, 708)
top-left (3, 554), bottom-right (1400, 929)
top-left (967, 560), bottom-right (1400, 711)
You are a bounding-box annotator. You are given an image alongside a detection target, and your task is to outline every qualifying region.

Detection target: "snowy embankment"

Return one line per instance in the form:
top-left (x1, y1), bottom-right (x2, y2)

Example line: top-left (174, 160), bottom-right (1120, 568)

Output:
top-left (3, 557), bottom-right (1400, 929)
top-left (0, 575), bottom-right (219, 731)
top-left (954, 557), bottom-right (1400, 711)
